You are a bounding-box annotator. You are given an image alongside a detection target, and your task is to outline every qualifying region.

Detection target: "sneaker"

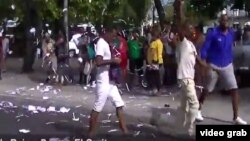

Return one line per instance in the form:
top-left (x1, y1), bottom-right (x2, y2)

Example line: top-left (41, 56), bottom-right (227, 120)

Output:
top-left (234, 117), bottom-right (247, 125)
top-left (196, 111), bottom-right (204, 122)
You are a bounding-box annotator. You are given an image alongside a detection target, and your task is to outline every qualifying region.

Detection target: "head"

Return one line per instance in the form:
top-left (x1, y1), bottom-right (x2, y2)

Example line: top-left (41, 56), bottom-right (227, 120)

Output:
top-left (180, 20), bottom-right (195, 40)
top-left (219, 14), bottom-right (229, 31)
top-left (103, 27), bottom-right (117, 43)
top-left (169, 25), bottom-right (179, 48)
top-left (131, 30), bottom-right (139, 39)
top-left (44, 33), bottom-right (50, 42)
top-left (151, 27), bottom-right (161, 40)
top-left (163, 20), bottom-right (171, 32)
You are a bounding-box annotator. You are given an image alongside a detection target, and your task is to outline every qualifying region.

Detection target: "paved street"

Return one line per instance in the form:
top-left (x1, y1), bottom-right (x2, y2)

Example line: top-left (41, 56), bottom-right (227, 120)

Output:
top-left (0, 58), bottom-right (250, 141)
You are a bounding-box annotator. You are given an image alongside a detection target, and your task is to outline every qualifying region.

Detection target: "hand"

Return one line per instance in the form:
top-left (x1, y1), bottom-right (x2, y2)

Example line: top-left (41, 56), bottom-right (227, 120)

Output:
top-left (112, 57), bottom-right (121, 64)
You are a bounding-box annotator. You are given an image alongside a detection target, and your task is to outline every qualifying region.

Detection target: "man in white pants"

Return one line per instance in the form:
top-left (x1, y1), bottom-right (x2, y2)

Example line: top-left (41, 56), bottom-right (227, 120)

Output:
top-left (87, 27), bottom-right (128, 138)
top-left (170, 21), bottom-right (201, 136)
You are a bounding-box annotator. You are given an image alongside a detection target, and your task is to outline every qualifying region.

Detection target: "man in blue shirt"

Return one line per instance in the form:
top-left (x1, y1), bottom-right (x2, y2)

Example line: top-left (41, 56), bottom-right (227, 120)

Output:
top-left (196, 14), bottom-right (247, 125)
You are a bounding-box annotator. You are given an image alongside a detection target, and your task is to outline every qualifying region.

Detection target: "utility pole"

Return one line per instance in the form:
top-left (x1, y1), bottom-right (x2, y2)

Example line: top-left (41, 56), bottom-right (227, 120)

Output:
top-left (63, 0), bottom-right (69, 52)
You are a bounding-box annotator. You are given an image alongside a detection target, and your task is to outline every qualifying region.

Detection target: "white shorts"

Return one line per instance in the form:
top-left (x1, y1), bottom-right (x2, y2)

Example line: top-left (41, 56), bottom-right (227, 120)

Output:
top-left (206, 64), bottom-right (238, 93)
top-left (93, 82), bottom-right (125, 112)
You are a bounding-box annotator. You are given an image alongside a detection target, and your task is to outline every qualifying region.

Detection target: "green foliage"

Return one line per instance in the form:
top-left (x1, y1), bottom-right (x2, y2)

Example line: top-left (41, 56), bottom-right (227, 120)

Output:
top-left (188, 0), bottom-right (225, 18)
top-left (0, 0), bottom-right (152, 27)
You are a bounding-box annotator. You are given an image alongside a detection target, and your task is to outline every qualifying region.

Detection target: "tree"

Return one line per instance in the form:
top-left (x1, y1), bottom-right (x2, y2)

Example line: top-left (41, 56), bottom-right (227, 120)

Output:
top-left (154, 0), bottom-right (166, 29)
top-left (188, 0), bottom-right (225, 19)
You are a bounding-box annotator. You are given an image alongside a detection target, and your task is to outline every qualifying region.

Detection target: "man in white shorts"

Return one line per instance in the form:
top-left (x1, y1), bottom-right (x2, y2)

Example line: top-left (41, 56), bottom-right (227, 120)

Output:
top-left (197, 14), bottom-right (247, 125)
top-left (87, 27), bottom-right (128, 138)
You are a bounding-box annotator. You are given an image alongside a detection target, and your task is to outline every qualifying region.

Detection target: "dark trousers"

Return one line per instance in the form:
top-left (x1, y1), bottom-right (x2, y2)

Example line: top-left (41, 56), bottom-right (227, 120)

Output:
top-left (128, 58), bottom-right (144, 88)
top-left (146, 68), bottom-right (161, 91)
top-left (129, 58), bottom-right (144, 75)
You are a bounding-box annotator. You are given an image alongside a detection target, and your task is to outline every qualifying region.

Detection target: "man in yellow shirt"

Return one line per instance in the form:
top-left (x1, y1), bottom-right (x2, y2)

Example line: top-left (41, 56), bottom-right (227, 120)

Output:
top-left (146, 29), bottom-right (164, 95)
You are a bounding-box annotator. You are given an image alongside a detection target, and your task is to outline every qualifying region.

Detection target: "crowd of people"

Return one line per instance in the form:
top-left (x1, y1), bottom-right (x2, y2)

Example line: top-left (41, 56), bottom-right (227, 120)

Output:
top-left (87, 14), bottom-right (248, 139)
top-left (0, 12), bottom-right (249, 139)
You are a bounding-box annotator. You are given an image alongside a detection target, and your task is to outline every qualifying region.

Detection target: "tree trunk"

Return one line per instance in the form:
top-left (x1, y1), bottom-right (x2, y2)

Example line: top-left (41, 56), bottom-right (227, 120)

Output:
top-left (154, 0), bottom-right (166, 30)
top-left (22, 0), bottom-right (38, 73)
top-left (64, 0), bottom-right (69, 53)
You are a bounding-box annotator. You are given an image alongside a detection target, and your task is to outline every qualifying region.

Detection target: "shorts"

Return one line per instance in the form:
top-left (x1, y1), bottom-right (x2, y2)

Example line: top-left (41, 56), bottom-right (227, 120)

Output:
top-left (206, 64), bottom-right (238, 93)
top-left (93, 83), bottom-right (125, 112)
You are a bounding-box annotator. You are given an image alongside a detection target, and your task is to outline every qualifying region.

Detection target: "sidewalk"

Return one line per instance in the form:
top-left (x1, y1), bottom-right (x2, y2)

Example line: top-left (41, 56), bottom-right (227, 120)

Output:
top-left (1, 58), bottom-right (250, 140)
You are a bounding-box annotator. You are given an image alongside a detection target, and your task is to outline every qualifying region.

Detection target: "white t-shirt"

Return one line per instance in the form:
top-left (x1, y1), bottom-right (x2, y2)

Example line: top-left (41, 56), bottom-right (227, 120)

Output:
top-left (95, 38), bottom-right (111, 84)
top-left (70, 33), bottom-right (82, 46)
top-left (176, 37), bottom-right (197, 80)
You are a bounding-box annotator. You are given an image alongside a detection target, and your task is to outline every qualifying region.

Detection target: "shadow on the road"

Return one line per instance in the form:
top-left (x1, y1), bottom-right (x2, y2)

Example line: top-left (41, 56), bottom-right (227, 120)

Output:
top-left (201, 116), bottom-right (232, 124)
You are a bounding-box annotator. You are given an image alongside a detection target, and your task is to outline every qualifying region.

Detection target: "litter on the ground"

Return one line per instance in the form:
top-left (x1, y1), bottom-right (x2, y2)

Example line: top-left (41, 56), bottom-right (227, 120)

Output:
top-left (29, 88), bottom-right (35, 91)
top-left (37, 106), bottom-right (46, 112)
top-left (19, 129), bottom-right (30, 134)
top-left (59, 107), bottom-right (70, 113)
top-left (72, 113), bottom-right (79, 121)
top-left (27, 105), bottom-right (36, 111)
top-left (137, 123), bottom-right (144, 128)
top-left (46, 122), bottom-right (55, 125)
top-left (75, 105), bottom-right (82, 108)
top-left (134, 131), bottom-right (141, 137)
top-left (107, 113), bottom-right (112, 119)
top-left (47, 106), bottom-right (56, 112)
top-left (108, 129), bottom-right (119, 133)
top-left (43, 96), bottom-right (49, 100)
top-left (0, 101), bottom-right (14, 108)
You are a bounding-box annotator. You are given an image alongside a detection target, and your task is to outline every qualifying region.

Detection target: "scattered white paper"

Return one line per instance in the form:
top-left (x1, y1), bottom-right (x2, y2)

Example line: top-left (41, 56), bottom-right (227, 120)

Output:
top-left (80, 114), bottom-right (86, 117)
top-left (43, 96), bottom-right (49, 100)
top-left (42, 87), bottom-right (50, 93)
top-left (47, 106), bottom-right (56, 112)
top-left (83, 86), bottom-right (87, 90)
top-left (166, 112), bottom-right (171, 116)
top-left (6, 91), bottom-right (16, 95)
top-left (108, 129), bottom-right (119, 133)
top-left (0, 101), bottom-right (14, 108)
top-left (37, 106), bottom-right (46, 112)
top-left (53, 90), bottom-right (58, 95)
top-left (40, 83), bottom-right (44, 86)
top-left (19, 129), bottom-right (30, 134)
top-left (59, 107), bottom-right (70, 113)
top-left (32, 111), bottom-right (39, 114)
top-left (137, 123), bottom-right (144, 128)
top-left (46, 122), bottom-right (55, 125)
top-left (29, 88), bottom-right (35, 91)
top-left (129, 96), bottom-right (136, 99)
top-left (172, 97), bottom-right (175, 101)
top-left (134, 131), bottom-right (141, 137)
top-left (75, 105), bottom-right (82, 108)
top-left (72, 113), bottom-right (79, 121)
top-left (107, 113), bottom-right (112, 120)
top-left (28, 105), bottom-right (36, 111)
top-left (36, 86), bottom-right (40, 90)
top-left (17, 119), bottom-right (21, 122)
top-left (101, 120), bottom-right (111, 124)
top-left (16, 114), bottom-right (24, 118)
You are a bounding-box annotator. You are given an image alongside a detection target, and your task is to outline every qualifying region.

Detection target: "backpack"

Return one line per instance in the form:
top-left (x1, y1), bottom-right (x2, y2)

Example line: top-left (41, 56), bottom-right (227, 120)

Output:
top-left (128, 39), bottom-right (141, 60)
